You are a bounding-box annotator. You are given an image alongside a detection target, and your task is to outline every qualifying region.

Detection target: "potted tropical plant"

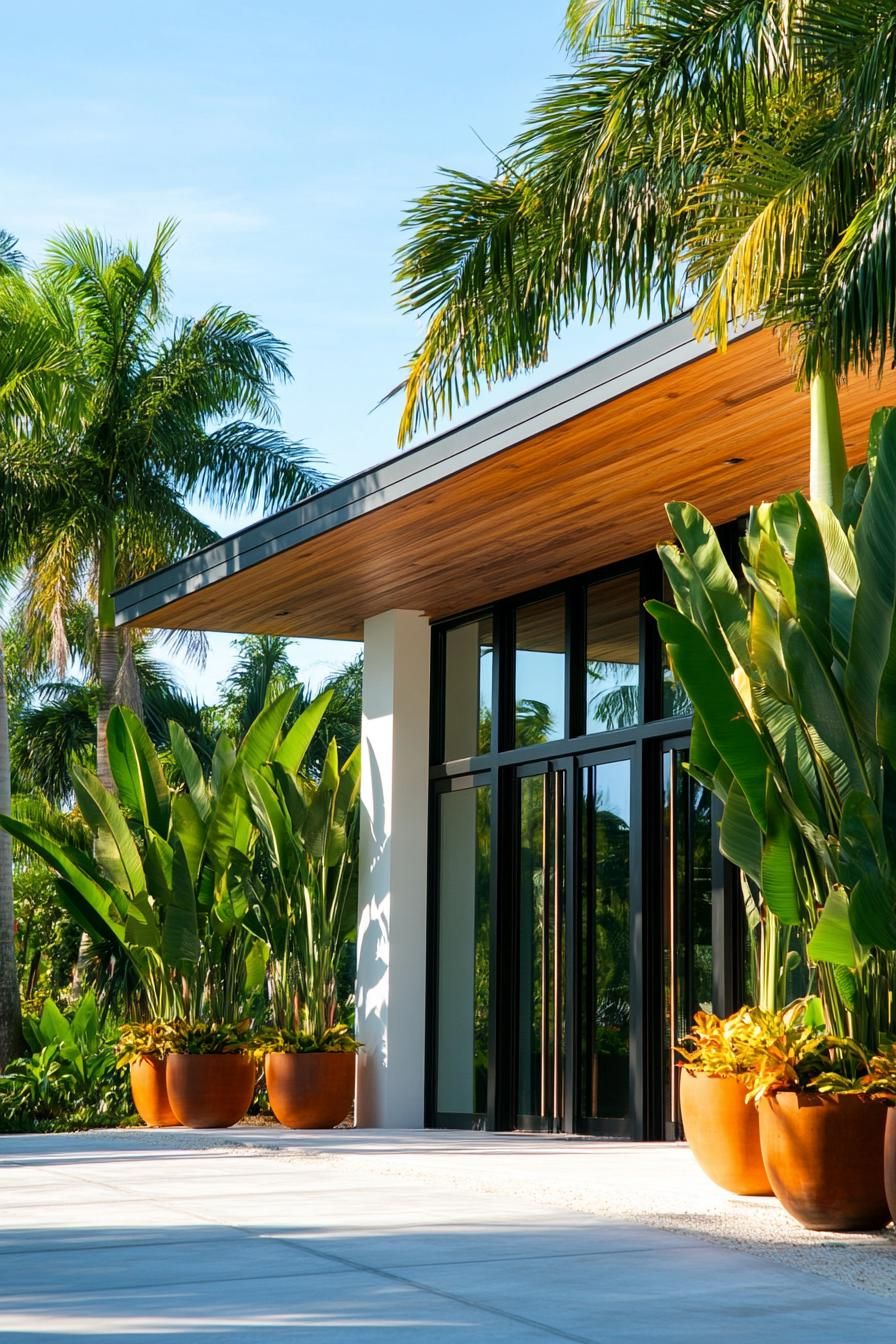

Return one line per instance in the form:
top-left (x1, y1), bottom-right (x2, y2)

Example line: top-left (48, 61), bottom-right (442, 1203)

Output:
top-left (747, 1005), bottom-right (890, 1232)
top-left (257, 1023), bottom-right (359, 1129)
top-left (115, 1021), bottom-right (178, 1127)
top-left (647, 410), bottom-right (896, 1049)
top-left (676, 1008), bottom-right (772, 1196)
top-left (646, 407), bottom-right (896, 1224)
top-left (245, 738), bottom-right (362, 1128)
top-left (162, 1019), bottom-right (258, 1129)
top-left (0, 689), bottom-right (333, 1130)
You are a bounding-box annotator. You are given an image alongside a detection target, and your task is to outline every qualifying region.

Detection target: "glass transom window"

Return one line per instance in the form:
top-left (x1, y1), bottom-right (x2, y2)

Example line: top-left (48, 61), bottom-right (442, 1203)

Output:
top-left (443, 616), bottom-right (493, 760)
top-left (585, 573), bottom-right (641, 732)
top-left (515, 595), bottom-right (567, 746)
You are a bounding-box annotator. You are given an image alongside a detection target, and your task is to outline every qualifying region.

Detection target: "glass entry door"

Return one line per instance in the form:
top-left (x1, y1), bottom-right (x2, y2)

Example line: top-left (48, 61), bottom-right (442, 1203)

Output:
top-left (577, 752), bottom-right (635, 1136)
top-left (514, 751), bottom-right (637, 1136)
top-left (516, 766), bottom-right (566, 1131)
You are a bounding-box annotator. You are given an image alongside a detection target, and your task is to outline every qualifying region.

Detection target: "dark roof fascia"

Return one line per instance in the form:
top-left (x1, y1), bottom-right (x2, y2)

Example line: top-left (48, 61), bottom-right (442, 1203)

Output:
top-left (114, 310), bottom-right (750, 627)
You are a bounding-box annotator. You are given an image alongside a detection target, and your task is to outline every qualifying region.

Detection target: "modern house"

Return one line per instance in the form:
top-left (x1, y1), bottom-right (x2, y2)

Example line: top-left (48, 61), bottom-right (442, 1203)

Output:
top-left (114, 313), bottom-right (893, 1141)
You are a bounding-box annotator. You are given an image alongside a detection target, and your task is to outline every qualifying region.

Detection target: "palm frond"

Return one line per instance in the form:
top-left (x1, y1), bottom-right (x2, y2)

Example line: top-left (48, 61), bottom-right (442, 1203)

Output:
top-left (138, 305), bottom-right (292, 432)
top-left (115, 479), bottom-right (218, 585)
top-left (395, 0), bottom-right (896, 434)
top-left (826, 171), bottom-right (896, 376)
top-left (218, 634), bottom-right (301, 741)
top-left (184, 422), bottom-right (327, 513)
top-left (0, 230), bottom-right (24, 274)
top-left (564, 0), bottom-right (643, 52)
top-left (10, 681), bottom-right (96, 805)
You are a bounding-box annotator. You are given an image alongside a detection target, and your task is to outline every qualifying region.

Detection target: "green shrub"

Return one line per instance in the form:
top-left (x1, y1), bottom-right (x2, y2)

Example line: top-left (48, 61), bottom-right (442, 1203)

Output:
top-left (0, 993), bottom-right (133, 1134)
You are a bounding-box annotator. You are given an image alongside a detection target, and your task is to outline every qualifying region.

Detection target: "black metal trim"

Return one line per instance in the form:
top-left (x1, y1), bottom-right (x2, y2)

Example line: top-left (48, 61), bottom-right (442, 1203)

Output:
top-left (426, 770), bottom-right (492, 1131)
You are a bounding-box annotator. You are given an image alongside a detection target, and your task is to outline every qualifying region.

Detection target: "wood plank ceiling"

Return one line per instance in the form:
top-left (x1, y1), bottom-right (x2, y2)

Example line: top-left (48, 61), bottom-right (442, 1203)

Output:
top-left (128, 327), bottom-right (895, 640)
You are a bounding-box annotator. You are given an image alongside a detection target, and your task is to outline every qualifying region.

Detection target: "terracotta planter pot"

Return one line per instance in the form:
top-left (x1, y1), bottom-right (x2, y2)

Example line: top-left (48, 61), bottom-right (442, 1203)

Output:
top-left (129, 1055), bottom-right (179, 1128)
top-left (758, 1091), bottom-right (890, 1231)
top-left (679, 1069), bottom-right (772, 1196)
top-left (166, 1053), bottom-right (256, 1129)
top-left (265, 1051), bottom-right (355, 1128)
top-left (884, 1105), bottom-right (896, 1228)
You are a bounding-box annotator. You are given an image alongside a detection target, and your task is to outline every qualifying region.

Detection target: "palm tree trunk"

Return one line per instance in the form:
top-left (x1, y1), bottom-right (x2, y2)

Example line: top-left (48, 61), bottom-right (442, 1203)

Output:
top-left (0, 631), bottom-right (24, 1069)
top-left (96, 524), bottom-right (119, 792)
top-left (809, 364), bottom-right (847, 510)
top-left (77, 525), bottom-right (121, 986)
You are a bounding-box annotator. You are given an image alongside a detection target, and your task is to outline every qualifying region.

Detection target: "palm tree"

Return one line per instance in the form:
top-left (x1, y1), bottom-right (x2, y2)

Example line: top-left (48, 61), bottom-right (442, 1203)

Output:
top-left (313, 654), bottom-right (363, 772)
top-left (0, 221), bottom-right (326, 790)
top-left (0, 612), bottom-right (20, 1066)
top-left (214, 637), bottom-right (363, 773)
top-left (216, 634), bottom-right (300, 743)
top-left (0, 226), bottom-right (64, 1066)
top-left (7, 646), bottom-right (211, 806)
top-left (394, 0), bottom-right (896, 508)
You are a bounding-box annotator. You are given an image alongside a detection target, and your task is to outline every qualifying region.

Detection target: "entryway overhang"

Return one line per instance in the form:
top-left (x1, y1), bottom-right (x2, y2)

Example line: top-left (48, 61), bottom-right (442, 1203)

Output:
top-left (113, 313), bottom-right (893, 638)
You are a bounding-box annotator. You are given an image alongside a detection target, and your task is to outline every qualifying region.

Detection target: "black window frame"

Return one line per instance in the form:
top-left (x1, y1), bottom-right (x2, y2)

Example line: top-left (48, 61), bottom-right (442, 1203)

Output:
top-left (426, 534), bottom-right (746, 1136)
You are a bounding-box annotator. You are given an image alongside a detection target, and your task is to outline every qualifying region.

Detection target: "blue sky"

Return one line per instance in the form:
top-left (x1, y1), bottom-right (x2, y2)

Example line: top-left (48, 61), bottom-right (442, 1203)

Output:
top-left (4, 2), bottom-right (645, 699)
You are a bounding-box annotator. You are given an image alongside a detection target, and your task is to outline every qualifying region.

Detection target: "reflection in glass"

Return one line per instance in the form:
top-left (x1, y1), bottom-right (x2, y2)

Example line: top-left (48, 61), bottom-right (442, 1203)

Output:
top-left (662, 747), bottom-right (713, 1135)
top-left (436, 785), bottom-right (491, 1116)
top-left (515, 596), bottom-right (566, 746)
top-left (443, 617), bottom-right (493, 760)
top-left (580, 759), bottom-right (631, 1122)
top-left (517, 771), bottom-right (565, 1127)
top-left (661, 577), bottom-right (693, 719)
top-left (586, 574), bottom-right (640, 732)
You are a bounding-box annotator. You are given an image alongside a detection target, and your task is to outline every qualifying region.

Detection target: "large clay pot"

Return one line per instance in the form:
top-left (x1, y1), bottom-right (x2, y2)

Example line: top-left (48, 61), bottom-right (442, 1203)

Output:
top-left (679, 1069), bottom-right (772, 1195)
top-left (129, 1055), bottom-right (179, 1127)
top-left (884, 1105), bottom-right (896, 1228)
top-left (166, 1053), bottom-right (256, 1129)
top-left (265, 1052), bottom-right (355, 1128)
top-left (758, 1091), bottom-right (890, 1231)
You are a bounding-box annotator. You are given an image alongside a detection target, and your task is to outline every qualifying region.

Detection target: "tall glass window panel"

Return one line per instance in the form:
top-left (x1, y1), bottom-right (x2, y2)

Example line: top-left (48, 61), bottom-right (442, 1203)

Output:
top-left (585, 574), bottom-right (641, 732)
top-left (515, 595), bottom-right (566, 746)
top-left (435, 785), bottom-right (491, 1117)
top-left (443, 617), bottom-right (493, 761)
top-left (662, 747), bottom-right (712, 1134)
top-left (661, 576), bottom-right (692, 719)
top-left (580, 758), bottom-right (632, 1123)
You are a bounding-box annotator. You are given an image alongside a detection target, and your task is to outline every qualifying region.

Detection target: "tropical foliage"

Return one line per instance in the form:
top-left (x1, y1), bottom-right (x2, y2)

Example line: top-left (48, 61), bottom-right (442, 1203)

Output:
top-left (866, 1043), bottom-right (896, 1095)
top-left (158, 1019), bottom-right (257, 1056)
top-left (5, 637), bottom-right (362, 1011)
top-left (677, 999), bottom-right (883, 1097)
top-left (738, 1004), bottom-right (870, 1101)
top-left (0, 219), bottom-right (327, 1068)
top-left (0, 221), bottom-right (325, 790)
top-left (243, 734), bottom-right (361, 1043)
top-left (114, 1020), bottom-right (172, 1067)
top-left (0, 992), bottom-right (130, 1132)
top-left (676, 1006), bottom-right (762, 1079)
top-left (256, 1023), bottom-right (359, 1055)
top-left (0, 691), bottom-right (332, 1022)
top-left (393, 0), bottom-right (896, 512)
top-left (649, 406), bottom-right (896, 1050)
top-left (0, 675), bottom-right (363, 1111)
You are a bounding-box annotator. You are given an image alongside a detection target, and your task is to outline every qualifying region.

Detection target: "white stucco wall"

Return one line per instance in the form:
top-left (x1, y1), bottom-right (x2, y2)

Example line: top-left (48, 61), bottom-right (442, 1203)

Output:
top-left (355, 609), bottom-right (431, 1127)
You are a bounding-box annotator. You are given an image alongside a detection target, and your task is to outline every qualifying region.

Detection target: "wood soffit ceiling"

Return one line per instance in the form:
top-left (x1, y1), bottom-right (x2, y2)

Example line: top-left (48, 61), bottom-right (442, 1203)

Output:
top-left (122, 326), bottom-right (895, 641)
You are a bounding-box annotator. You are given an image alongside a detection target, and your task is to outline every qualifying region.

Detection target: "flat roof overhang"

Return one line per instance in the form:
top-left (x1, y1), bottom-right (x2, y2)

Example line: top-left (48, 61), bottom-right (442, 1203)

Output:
top-left (115, 314), bottom-right (895, 640)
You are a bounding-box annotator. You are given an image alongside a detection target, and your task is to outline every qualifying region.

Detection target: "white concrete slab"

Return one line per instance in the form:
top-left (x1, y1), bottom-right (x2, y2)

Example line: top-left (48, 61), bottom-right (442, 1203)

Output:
top-left (0, 1127), bottom-right (893, 1342)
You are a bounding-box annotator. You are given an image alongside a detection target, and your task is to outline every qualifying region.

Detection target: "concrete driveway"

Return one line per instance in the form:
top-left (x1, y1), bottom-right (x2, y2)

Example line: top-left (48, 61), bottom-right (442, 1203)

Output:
top-left (0, 1128), bottom-right (892, 1341)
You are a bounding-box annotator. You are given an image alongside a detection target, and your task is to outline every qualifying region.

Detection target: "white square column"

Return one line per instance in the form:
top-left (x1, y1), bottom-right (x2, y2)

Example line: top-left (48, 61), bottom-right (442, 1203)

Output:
top-left (355, 609), bottom-right (431, 1127)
